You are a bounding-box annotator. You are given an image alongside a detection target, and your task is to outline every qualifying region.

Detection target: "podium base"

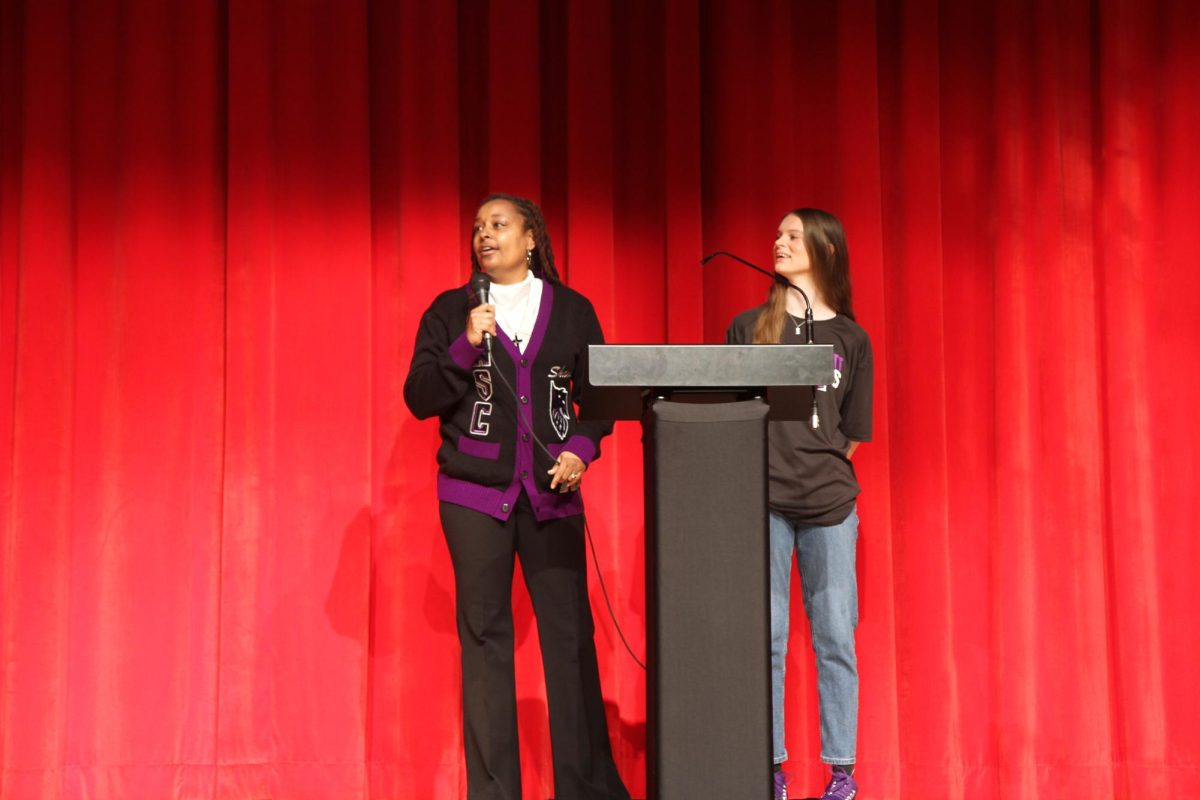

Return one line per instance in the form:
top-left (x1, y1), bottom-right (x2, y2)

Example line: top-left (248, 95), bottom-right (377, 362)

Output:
top-left (644, 398), bottom-right (772, 798)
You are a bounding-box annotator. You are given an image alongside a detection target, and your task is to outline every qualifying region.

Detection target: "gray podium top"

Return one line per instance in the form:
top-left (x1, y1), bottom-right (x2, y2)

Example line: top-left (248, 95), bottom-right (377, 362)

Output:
top-left (581, 344), bottom-right (834, 421)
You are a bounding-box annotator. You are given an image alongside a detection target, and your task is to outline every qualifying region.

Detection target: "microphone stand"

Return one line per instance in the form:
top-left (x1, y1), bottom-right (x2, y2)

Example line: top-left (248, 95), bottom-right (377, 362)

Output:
top-left (701, 250), bottom-right (822, 428)
top-left (700, 251), bottom-right (815, 344)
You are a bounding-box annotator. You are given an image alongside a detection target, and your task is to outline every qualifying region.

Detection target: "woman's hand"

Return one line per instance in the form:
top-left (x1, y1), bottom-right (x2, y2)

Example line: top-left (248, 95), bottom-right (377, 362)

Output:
top-left (548, 451), bottom-right (586, 493)
top-left (466, 303), bottom-right (496, 347)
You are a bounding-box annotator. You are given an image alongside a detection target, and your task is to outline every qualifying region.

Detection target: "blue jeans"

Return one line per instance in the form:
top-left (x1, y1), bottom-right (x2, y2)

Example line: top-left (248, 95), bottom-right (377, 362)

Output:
top-left (769, 508), bottom-right (859, 766)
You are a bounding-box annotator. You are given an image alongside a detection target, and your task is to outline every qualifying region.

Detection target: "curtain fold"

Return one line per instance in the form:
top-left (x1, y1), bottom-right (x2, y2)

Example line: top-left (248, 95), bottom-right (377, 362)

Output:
top-left (2, 1), bottom-right (1198, 798)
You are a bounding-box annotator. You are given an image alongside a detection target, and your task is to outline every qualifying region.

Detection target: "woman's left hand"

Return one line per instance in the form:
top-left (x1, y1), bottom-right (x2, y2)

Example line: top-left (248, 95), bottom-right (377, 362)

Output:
top-left (548, 451), bottom-right (586, 493)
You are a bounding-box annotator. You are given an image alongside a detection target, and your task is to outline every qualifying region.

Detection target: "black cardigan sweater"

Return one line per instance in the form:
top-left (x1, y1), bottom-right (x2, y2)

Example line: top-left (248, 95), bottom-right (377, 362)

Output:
top-left (404, 279), bottom-right (612, 521)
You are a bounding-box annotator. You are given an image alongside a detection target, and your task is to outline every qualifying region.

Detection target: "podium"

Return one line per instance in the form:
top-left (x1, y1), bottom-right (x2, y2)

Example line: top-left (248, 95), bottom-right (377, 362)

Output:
top-left (582, 344), bottom-right (833, 799)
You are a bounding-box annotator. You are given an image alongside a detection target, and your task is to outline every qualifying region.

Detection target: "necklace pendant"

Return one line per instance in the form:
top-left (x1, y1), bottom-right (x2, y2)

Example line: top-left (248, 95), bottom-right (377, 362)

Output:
top-left (795, 325), bottom-right (803, 335)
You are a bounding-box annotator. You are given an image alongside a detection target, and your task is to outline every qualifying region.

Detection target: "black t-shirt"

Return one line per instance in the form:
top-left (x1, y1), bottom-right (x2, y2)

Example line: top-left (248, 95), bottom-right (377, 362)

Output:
top-left (726, 307), bottom-right (874, 526)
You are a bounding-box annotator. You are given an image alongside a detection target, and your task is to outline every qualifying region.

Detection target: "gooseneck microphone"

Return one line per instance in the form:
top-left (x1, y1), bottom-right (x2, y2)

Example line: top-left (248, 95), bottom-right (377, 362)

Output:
top-left (701, 250), bottom-right (821, 429)
top-left (469, 272), bottom-right (493, 357)
top-left (700, 251), bottom-right (814, 344)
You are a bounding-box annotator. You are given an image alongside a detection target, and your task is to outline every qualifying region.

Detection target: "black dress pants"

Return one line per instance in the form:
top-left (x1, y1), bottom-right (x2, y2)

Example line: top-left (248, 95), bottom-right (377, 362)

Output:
top-left (440, 496), bottom-right (630, 800)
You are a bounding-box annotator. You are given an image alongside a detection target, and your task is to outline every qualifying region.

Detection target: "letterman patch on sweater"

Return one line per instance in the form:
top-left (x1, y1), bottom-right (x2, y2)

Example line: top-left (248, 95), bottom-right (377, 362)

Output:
top-left (470, 354), bottom-right (494, 435)
top-left (548, 366), bottom-right (571, 441)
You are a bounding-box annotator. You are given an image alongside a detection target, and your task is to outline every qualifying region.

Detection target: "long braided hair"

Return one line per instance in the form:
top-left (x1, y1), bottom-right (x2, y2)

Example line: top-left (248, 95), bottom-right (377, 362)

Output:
top-left (469, 193), bottom-right (561, 283)
top-left (752, 207), bottom-right (855, 344)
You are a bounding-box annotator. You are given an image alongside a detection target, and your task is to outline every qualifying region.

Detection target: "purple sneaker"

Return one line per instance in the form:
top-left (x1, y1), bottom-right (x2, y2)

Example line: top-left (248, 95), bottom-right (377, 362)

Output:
top-left (820, 766), bottom-right (858, 799)
top-left (773, 770), bottom-right (788, 800)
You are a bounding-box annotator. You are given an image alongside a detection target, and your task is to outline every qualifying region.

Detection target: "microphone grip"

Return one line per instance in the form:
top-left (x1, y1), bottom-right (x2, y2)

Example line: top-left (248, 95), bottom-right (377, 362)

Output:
top-left (480, 291), bottom-right (492, 357)
top-left (472, 276), bottom-right (493, 357)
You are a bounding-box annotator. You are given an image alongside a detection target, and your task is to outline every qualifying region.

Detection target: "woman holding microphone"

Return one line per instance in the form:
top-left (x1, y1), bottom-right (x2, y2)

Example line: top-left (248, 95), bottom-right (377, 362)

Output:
top-left (405, 193), bottom-right (629, 800)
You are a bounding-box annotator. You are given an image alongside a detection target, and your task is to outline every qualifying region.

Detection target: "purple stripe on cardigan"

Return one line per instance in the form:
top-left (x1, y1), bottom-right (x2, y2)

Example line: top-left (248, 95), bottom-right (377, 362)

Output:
top-left (439, 473), bottom-right (583, 522)
top-left (438, 474), bottom-right (521, 521)
top-left (457, 436), bottom-right (500, 460)
top-left (558, 435), bottom-right (597, 466)
top-left (449, 331), bottom-right (485, 372)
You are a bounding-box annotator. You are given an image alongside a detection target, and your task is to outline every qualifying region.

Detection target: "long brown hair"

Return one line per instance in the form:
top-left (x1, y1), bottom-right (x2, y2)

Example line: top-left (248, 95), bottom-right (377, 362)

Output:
top-left (752, 208), bottom-right (854, 343)
top-left (468, 193), bottom-right (561, 283)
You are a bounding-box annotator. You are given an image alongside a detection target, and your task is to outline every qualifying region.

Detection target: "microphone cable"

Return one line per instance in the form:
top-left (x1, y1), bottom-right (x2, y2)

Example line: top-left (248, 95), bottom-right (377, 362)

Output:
top-left (488, 355), bottom-right (647, 672)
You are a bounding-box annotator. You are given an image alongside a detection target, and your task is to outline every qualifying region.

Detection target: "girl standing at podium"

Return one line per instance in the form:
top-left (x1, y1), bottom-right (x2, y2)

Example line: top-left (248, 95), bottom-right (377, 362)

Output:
top-left (404, 194), bottom-right (629, 800)
top-left (725, 208), bottom-right (874, 800)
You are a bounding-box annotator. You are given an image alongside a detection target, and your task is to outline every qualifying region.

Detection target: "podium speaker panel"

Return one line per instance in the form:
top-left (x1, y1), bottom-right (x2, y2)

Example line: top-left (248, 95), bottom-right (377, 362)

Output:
top-left (645, 399), bottom-right (771, 798)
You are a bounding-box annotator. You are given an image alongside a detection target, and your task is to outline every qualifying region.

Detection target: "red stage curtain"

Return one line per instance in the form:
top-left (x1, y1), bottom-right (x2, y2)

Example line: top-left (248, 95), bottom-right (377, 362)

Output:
top-left (2, 1), bottom-right (1198, 798)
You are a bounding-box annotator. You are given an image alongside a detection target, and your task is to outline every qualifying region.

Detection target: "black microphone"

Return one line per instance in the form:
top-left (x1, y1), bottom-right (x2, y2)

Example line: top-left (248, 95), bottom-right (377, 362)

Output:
top-left (469, 272), bottom-right (493, 357)
top-left (700, 251), bottom-right (814, 344)
top-left (702, 250), bottom-right (821, 429)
